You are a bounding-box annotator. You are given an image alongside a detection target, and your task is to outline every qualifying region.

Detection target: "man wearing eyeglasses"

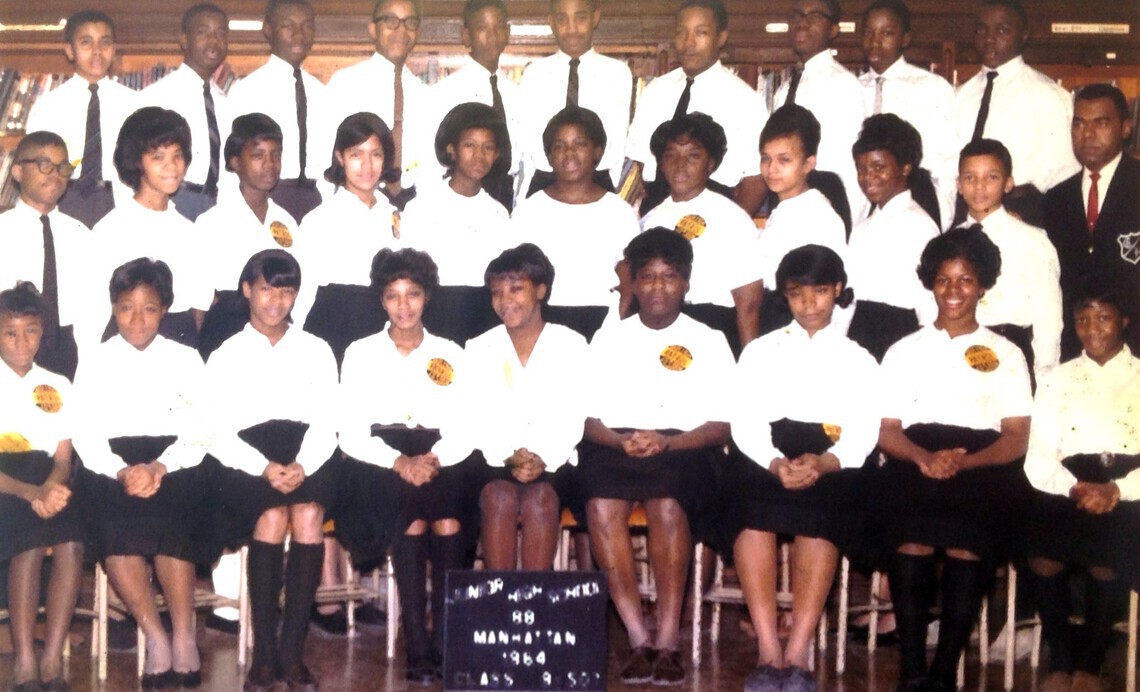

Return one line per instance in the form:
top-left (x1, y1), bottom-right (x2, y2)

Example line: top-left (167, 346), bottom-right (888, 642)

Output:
top-left (773, 0), bottom-right (863, 223)
top-left (326, 0), bottom-right (429, 209)
top-left (0, 132), bottom-right (88, 380)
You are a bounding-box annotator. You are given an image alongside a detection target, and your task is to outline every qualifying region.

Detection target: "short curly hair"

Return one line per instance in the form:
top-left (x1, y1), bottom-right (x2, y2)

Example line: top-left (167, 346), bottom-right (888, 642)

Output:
top-left (369, 247), bottom-right (440, 297)
top-left (624, 227), bottom-right (694, 281)
top-left (541, 106), bottom-right (607, 157)
top-left (649, 112), bottom-right (728, 172)
top-left (113, 107), bottom-right (193, 191)
top-left (484, 244), bottom-right (556, 303)
top-left (916, 225), bottom-right (1001, 291)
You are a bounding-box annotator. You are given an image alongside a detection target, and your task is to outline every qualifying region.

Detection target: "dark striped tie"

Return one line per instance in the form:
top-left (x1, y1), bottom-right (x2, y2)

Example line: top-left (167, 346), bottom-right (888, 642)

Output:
top-left (78, 83), bottom-right (102, 190)
top-left (203, 78), bottom-right (220, 195)
top-left (785, 69), bottom-right (802, 106)
top-left (566, 57), bottom-right (580, 107)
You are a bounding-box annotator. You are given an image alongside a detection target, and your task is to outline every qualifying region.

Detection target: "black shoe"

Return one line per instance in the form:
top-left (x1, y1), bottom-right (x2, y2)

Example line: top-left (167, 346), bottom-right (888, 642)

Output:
top-left (353, 602), bottom-right (387, 628)
top-left (282, 663), bottom-right (318, 692)
top-left (205, 612), bottom-right (241, 635)
top-left (243, 664), bottom-right (277, 692)
top-left (41, 678), bottom-right (71, 692)
top-left (140, 669), bottom-right (175, 689)
top-left (175, 669), bottom-right (202, 689)
top-left (405, 657), bottom-right (436, 687)
top-left (105, 616), bottom-right (139, 652)
top-left (11, 680), bottom-right (43, 692)
top-left (310, 606), bottom-right (348, 636)
top-left (849, 622), bottom-right (899, 646)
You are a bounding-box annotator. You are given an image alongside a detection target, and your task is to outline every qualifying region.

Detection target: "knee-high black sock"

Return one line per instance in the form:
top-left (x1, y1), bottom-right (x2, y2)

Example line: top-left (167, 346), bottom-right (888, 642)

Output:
top-left (929, 557), bottom-right (989, 684)
top-left (1027, 569), bottom-right (1074, 674)
top-left (279, 542), bottom-right (324, 670)
top-left (890, 553), bottom-right (938, 683)
top-left (1075, 575), bottom-right (1120, 673)
top-left (393, 533), bottom-right (430, 664)
top-left (430, 533), bottom-right (466, 659)
top-left (248, 540), bottom-right (285, 672)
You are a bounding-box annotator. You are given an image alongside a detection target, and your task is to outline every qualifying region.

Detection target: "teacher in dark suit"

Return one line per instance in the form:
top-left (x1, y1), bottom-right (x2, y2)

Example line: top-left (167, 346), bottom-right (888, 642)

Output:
top-left (1043, 83), bottom-right (1140, 361)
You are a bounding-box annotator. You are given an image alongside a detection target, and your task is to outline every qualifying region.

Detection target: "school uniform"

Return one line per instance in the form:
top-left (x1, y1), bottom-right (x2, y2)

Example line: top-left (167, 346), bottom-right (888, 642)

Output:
top-left (858, 58), bottom-right (958, 230)
top-left (626, 62), bottom-right (767, 188)
top-left (72, 335), bottom-right (215, 563)
top-left (578, 313), bottom-right (734, 522)
top-left (195, 195), bottom-right (299, 295)
top-left (757, 188), bottom-right (848, 334)
top-left (877, 324), bottom-right (1032, 560)
top-left (26, 75), bottom-right (138, 227)
top-left (727, 321), bottom-right (879, 553)
top-left (846, 191), bottom-right (940, 361)
top-left (228, 56), bottom-right (330, 221)
top-left (517, 49), bottom-right (632, 192)
top-left (773, 51), bottom-right (864, 219)
top-left (964, 207), bottom-right (1063, 380)
top-left (509, 191), bottom-right (639, 338)
top-left (0, 201), bottom-right (90, 379)
top-left (954, 56), bottom-right (1080, 197)
top-left (140, 64), bottom-right (231, 220)
top-left (0, 363), bottom-right (83, 562)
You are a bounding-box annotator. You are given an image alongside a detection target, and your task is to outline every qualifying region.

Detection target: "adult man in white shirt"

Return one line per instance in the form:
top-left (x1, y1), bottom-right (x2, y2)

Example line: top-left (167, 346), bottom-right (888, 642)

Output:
top-left (228, 0), bottom-right (327, 223)
top-left (626, 0), bottom-right (768, 216)
top-left (517, 0), bottom-right (632, 196)
top-left (142, 3), bottom-right (231, 221)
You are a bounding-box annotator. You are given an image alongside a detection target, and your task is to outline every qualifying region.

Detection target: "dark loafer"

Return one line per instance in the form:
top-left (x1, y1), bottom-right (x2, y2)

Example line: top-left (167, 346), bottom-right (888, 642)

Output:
top-left (619, 646), bottom-right (656, 685)
top-left (282, 663), bottom-right (318, 692)
top-left (175, 669), bottom-right (203, 689)
top-left (650, 649), bottom-right (685, 686)
top-left (744, 664), bottom-right (786, 692)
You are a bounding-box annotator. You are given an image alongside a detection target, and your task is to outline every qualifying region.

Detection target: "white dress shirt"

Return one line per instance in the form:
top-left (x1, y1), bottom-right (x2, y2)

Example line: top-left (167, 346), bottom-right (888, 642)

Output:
top-left (427, 58), bottom-right (524, 180)
top-left (140, 64), bottom-right (231, 188)
top-left (954, 56), bottom-right (1080, 193)
top-left (204, 323), bottom-right (338, 476)
top-left (517, 49), bottom-right (632, 189)
top-left (465, 323), bottom-right (587, 469)
top-left (847, 191), bottom-right (939, 324)
top-left (325, 52), bottom-right (432, 189)
top-left (400, 181), bottom-right (511, 287)
top-left (1082, 152), bottom-right (1123, 219)
top-left (640, 189), bottom-right (763, 307)
top-left (589, 313), bottom-right (735, 431)
top-left (72, 335), bottom-right (209, 476)
top-left (339, 328), bottom-right (474, 468)
top-left (0, 201), bottom-right (91, 329)
top-left (0, 363), bottom-right (73, 454)
top-left (881, 324), bottom-right (1032, 430)
top-left (773, 51), bottom-right (864, 216)
top-left (1025, 346), bottom-right (1140, 500)
top-left (858, 58), bottom-right (958, 230)
top-left (509, 191), bottom-right (639, 307)
top-left (967, 207), bottom-right (1063, 377)
top-left (733, 321), bottom-right (879, 469)
top-left (757, 188), bottom-right (847, 288)
top-left (26, 75), bottom-right (139, 206)
top-left (627, 63), bottom-right (767, 187)
top-left (194, 195), bottom-right (299, 293)
top-left (228, 55), bottom-right (331, 182)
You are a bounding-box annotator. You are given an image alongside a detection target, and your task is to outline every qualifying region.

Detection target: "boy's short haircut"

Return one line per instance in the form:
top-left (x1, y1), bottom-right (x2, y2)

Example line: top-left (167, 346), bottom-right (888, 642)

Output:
top-left (862, 0), bottom-right (911, 33)
top-left (541, 106), bottom-right (607, 156)
top-left (463, 0), bottom-right (507, 26)
top-left (182, 3), bottom-right (227, 34)
top-left (374, 0), bottom-right (422, 16)
top-left (64, 10), bottom-right (115, 43)
top-left (625, 227), bottom-right (694, 281)
top-left (677, 0), bottom-right (728, 32)
top-left (1075, 83), bottom-right (1130, 122)
top-left (549, 0), bottom-right (597, 11)
top-left (224, 113), bottom-right (283, 171)
top-left (649, 112), bottom-right (729, 171)
top-left (484, 243), bottom-right (556, 301)
top-left (1072, 284), bottom-right (1131, 320)
top-left (760, 104), bottom-right (822, 157)
top-left (113, 107), bottom-right (194, 191)
top-left (264, 0), bottom-right (312, 23)
top-left (819, 0), bottom-right (843, 23)
top-left (13, 131), bottom-right (68, 162)
top-left (980, 0), bottom-right (1028, 27)
top-left (958, 137), bottom-right (1012, 178)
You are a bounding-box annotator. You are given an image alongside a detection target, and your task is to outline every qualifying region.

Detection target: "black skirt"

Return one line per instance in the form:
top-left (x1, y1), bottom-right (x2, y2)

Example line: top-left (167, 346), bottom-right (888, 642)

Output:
top-left (874, 423), bottom-right (1031, 562)
top-left (0, 452), bottom-right (84, 561)
top-left (847, 300), bottom-right (919, 363)
top-left (76, 461), bottom-right (217, 565)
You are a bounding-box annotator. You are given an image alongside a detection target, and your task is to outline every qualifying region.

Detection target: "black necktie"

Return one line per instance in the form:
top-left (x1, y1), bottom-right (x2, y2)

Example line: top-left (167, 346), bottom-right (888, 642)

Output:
top-left (566, 57), bottom-right (580, 107)
top-left (490, 73), bottom-right (505, 120)
top-left (203, 79), bottom-right (220, 195)
top-left (294, 66), bottom-right (308, 180)
top-left (40, 214), bottom-right (60, 340)
top-left (79, 83), bottom-right (102, 189)
top-left (972, 70), bottom-right (998, 141)
top-left (673, 77), bottom-right (694, 119)
top-left (785, 69), bottom-right (803, 106)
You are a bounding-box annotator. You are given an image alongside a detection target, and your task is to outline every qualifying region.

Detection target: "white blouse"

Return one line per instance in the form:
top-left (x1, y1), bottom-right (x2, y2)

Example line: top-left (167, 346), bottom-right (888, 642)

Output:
top-left (194, 195), bottom-right (299, 294)
top-left (0, 363), bottom-right (73, 455)
top-left (400, 182), bottom-right (512, 287)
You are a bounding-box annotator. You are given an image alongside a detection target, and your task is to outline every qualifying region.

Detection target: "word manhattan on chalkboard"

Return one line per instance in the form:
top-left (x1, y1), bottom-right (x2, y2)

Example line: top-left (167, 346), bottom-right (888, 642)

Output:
top-left (443, 571), bottom-right (608, 692)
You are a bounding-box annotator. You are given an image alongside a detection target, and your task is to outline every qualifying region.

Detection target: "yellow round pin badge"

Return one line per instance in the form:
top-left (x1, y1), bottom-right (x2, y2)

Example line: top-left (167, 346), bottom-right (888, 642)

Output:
top-left (0, 432), bottom-right (32, 453)
top-left (964, 345), bottom-right (1000, 372)
top-left (426, 357), bottom-right (455, 386)
top-left (659, 345), bottom-right (693, 371)
top-left (674, 214), bottom-right (706, 241)
top-left (270, 221), bottom-right (293, 248)
top-left (33, 384), bottom-right (62, 413)
top-left (822, 423), bottom-right (842, 443)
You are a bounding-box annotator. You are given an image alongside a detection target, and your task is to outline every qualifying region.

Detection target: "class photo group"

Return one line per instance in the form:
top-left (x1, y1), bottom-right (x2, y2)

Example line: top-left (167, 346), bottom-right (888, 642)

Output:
top-left (1, 0), bottom-right (1138, 690)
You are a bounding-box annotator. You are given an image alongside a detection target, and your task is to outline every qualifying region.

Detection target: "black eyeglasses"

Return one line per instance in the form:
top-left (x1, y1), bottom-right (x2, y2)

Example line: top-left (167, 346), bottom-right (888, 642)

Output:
top-left (16, 158), bottom-right (75, 177)
top-left (788, 9), bottom-right (835, 24)
top-left (373, 14), bottom-right (421, 31)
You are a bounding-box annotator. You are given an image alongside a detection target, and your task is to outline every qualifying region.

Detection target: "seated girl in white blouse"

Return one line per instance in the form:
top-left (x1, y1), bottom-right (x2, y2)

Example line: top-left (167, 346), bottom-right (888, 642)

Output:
top-left (0, 283), bottom-right (83, 692)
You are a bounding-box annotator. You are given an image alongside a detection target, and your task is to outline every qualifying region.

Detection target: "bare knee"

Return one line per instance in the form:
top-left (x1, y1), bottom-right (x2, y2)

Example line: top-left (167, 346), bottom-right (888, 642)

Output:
top-left (586, 498), bottom-right (631, 532)
top-left (254, 506), bottom-right (289, 542)
top-left (289, 502), bottom-right (326, 544)
top-left (1028, 556), bottom-right (1064, 578)
top-left (432, 518), bottom-right (460, 536)
top-left (645, 498), bottom-right (688, 533)
top-left (897, 542), bottom-right (935, 557)
top-left (520, 483), bottom-right (559, 526)
top-left (481, 480), bottom-right (521, 520)
top-left (1088, 565), bottom-right (1117, 582)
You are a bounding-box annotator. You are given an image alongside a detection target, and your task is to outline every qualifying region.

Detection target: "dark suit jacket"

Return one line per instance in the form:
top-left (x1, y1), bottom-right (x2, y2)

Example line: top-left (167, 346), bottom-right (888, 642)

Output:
top-left (1043, 153), bottom-right (1140, 361)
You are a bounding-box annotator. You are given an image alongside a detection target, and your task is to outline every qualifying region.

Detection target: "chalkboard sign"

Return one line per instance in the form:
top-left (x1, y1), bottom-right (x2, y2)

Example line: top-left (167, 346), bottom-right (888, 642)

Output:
top-left (443, 570), bottom-right (608, 691)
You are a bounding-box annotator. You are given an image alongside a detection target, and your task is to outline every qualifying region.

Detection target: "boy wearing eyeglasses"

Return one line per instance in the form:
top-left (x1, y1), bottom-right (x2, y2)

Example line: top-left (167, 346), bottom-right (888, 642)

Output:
top-left (326, 0), bottom-right (429, 209)
top-left (0, 132), bottom-right (89, 380)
